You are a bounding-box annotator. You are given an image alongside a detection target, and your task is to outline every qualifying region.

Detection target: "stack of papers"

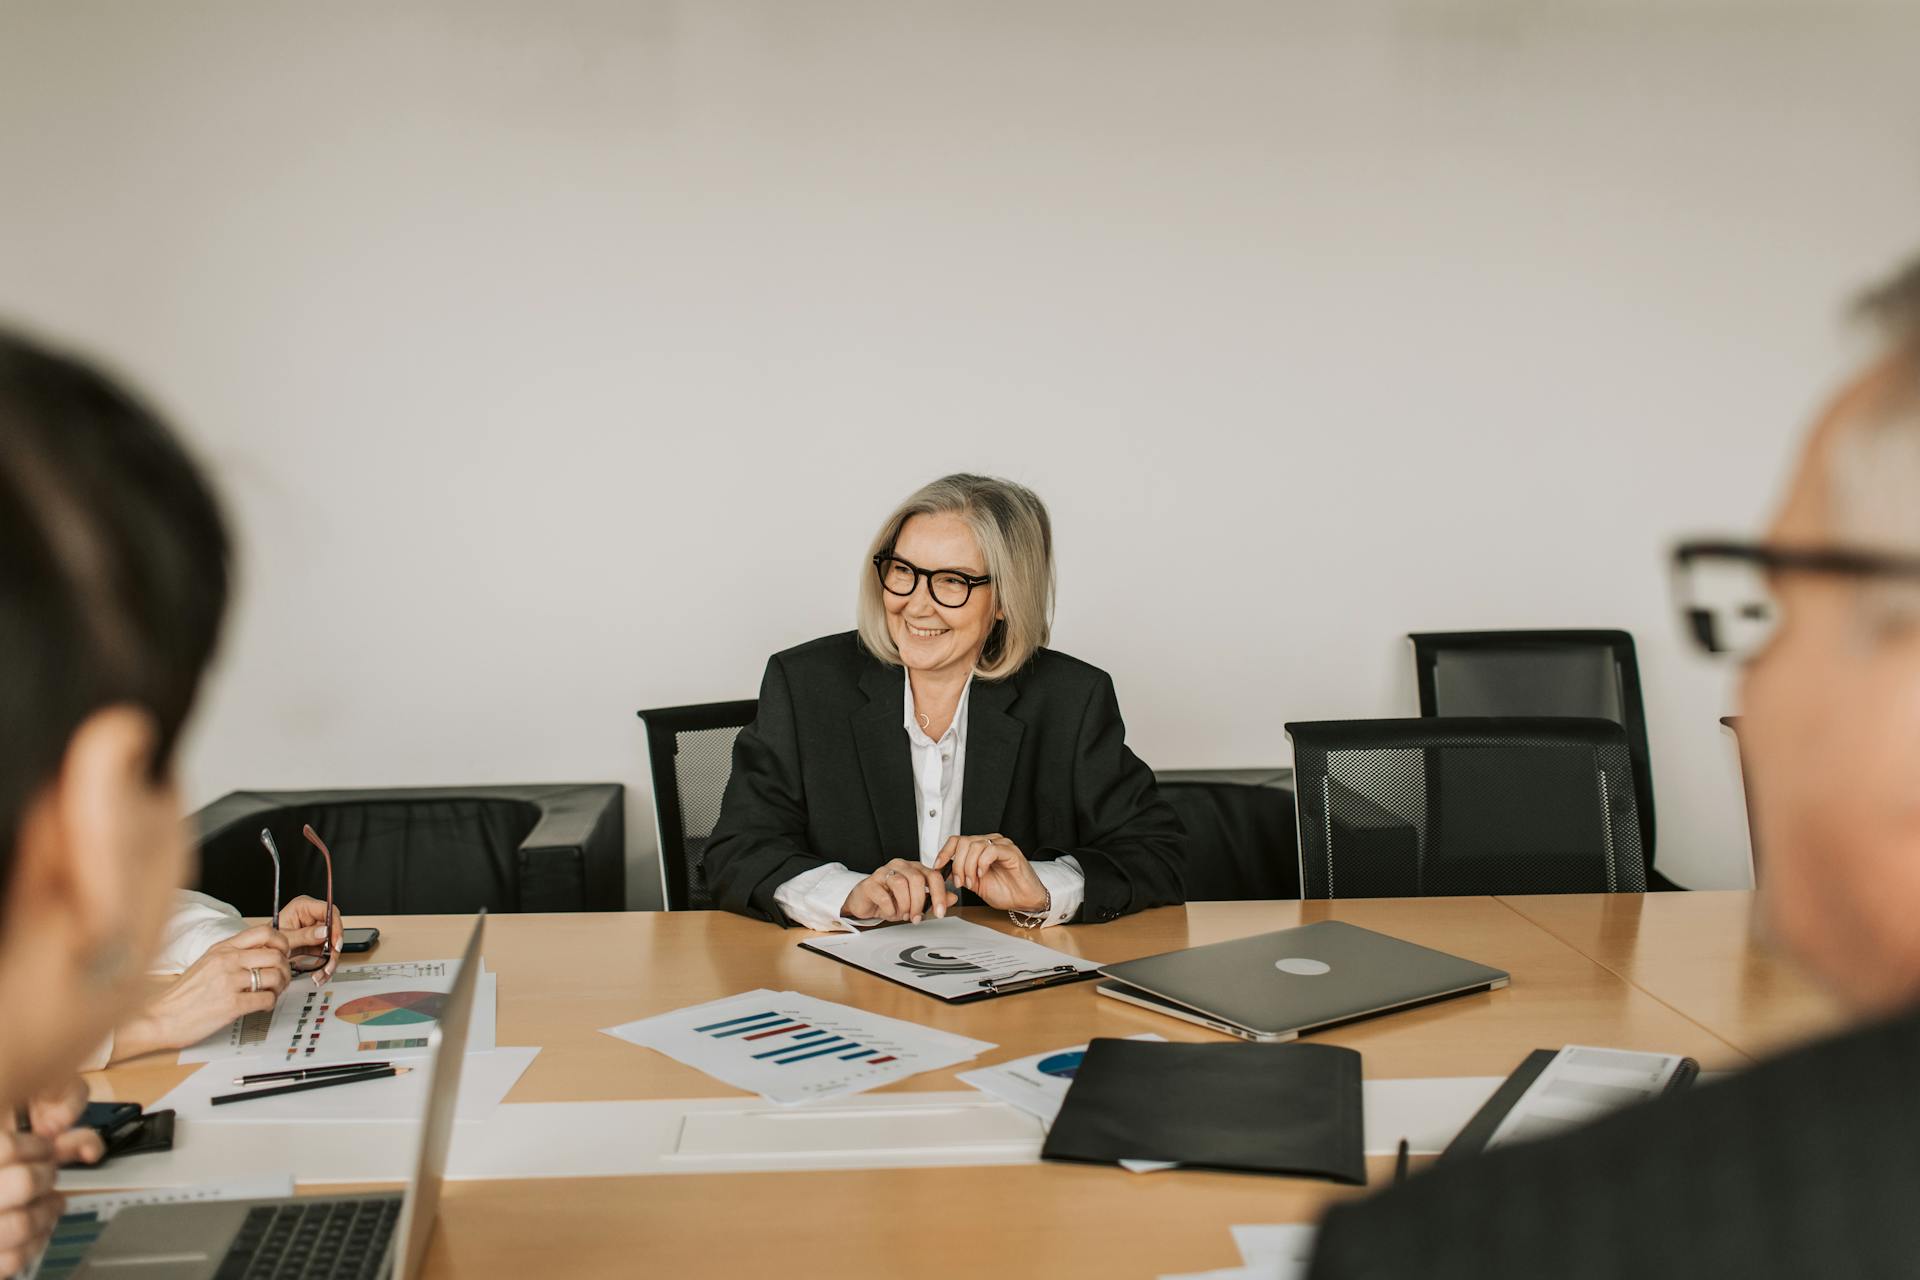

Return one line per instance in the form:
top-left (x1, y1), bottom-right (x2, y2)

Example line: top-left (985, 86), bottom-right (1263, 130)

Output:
top-left (164, 957), bottom-right (528, 1125)
top-left (153, 1047), bottom-right (539, 1124)
top-left (602, 988), bottom-right (994, 1106)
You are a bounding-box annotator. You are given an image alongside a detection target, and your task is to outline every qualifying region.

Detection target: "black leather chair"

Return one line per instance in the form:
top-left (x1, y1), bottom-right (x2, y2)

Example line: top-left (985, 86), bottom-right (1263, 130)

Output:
top-left (637, 700), bottom-right (758, 910)
top-left (192, 784), bottom-right (625, 915)
top-left (1286, 717), bottom-right (1647, 898)
top-left (1152, 768), bottom-right (1300, 900)
top-left (1409, 630), bottom-right (1662, 873)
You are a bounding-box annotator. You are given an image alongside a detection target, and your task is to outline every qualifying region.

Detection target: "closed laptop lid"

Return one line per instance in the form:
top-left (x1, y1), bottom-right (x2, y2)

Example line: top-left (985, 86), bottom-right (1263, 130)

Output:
top-left (1098, 920), bottom-right (1508, 1038)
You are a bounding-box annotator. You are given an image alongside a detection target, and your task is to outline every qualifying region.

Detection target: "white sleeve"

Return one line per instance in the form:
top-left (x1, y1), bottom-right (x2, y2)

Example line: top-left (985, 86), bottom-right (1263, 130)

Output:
top-left (79, 1032), bottom-right (114, 1072)
top-left (771, 863), bottom-right (881, 932)
top-left (1023, 855), bottom-right (1086, 927)
top-left (148, 890), bottom-right (246, 974)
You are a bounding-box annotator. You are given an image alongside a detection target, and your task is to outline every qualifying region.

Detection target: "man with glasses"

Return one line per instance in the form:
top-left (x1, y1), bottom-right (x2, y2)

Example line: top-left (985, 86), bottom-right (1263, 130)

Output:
top-left (1306, 258), bottom-right (1920, 1277)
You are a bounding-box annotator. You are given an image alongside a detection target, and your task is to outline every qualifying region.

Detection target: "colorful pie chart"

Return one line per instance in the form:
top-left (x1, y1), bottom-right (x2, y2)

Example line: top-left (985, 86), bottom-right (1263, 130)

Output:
top-left (1036, 1050), bottom-right (1085, 1079)
top-left (336, 991), bottom-right (446, 1027)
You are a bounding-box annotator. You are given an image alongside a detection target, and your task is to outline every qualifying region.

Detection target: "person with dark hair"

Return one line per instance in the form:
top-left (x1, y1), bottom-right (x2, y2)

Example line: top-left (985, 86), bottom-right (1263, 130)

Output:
top-left (0, 327), bottom-right (242, 1274)
top-left (1306, 256), bottom-right (1920, 1278)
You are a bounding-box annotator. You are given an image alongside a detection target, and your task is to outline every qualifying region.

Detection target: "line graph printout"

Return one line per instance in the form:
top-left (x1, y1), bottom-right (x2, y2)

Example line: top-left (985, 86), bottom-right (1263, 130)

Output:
top-left (602, 988), bottom-right (994, 1105)
top-left (802, 917), bottom-right (1102, 1000)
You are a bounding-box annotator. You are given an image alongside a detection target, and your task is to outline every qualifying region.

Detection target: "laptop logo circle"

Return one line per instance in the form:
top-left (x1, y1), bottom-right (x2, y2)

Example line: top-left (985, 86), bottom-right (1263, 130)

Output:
top-left (1275, 958), bottom-right (1332, 976)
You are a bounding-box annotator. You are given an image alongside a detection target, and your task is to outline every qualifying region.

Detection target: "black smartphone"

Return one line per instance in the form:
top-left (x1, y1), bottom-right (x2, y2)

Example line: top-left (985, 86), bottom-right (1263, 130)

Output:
top-left (339, 926), bottom-right (380, 953)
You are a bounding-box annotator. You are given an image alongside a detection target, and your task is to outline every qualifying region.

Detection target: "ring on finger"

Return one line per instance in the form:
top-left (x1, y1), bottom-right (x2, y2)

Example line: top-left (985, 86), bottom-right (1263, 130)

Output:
top-left (248, 967), bottom-right (260, 993)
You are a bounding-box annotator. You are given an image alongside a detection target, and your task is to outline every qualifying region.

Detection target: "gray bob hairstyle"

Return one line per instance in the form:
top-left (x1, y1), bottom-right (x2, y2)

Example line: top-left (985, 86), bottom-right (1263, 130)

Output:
top-left (856, 473), bottom-right (1055, 680)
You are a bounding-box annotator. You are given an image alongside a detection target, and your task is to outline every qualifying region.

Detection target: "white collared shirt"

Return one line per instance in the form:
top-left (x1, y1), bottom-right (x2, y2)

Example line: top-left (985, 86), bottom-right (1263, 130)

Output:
top-left (772, 670), bottom-right (1086, 931)
top-left (80, 890), bottom-right (250, 1070)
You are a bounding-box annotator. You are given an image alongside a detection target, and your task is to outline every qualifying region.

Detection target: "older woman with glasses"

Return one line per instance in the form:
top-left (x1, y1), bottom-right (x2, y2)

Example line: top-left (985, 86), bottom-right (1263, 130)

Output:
top-left (705, 473), bottom-right (1186, 929)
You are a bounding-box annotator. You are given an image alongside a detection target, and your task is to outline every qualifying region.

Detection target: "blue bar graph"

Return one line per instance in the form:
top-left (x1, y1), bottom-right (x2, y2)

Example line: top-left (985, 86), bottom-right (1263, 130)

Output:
top-left (695, 1008), bottom-right (899, 1068)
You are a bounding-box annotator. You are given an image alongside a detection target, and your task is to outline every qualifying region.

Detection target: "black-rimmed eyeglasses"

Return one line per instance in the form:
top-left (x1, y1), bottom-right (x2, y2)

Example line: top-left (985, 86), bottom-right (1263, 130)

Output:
top-left (1671, 538), bottom-right (1920, 661)
top-left (873, 554), bottom-right (992, 608)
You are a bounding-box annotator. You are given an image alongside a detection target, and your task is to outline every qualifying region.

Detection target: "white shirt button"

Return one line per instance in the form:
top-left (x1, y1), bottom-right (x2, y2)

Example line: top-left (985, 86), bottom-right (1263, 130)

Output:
top-left (928, 808), bottom-right (938, 818)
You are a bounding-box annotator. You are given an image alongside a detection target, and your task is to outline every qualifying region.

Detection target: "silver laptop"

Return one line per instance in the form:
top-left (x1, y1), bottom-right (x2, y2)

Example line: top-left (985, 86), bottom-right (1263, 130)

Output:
top-left (1096, 919), bottom-right (1509, 1042)
top-left (76, 912), bottom-right (488, 1280)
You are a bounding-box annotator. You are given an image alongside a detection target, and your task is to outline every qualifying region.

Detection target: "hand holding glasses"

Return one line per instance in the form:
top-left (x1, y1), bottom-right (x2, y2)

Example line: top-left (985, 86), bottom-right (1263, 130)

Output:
top-left (257, 825), bottom-right (337, 977)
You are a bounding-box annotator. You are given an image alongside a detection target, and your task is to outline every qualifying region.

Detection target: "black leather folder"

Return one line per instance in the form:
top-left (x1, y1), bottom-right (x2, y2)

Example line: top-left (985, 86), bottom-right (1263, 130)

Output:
top-left (1040, 1038), bottom-right (1366, 1183)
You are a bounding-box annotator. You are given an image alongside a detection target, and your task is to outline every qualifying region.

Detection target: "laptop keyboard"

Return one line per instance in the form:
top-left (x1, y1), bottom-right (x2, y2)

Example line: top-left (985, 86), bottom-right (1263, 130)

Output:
top-left (213, 1198), bottom-right (402, 1280)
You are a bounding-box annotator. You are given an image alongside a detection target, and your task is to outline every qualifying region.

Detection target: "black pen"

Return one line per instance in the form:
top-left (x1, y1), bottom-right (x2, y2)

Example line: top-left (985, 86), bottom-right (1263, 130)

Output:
top-left (213, 1066), bottom-right (410, 1106)
top-left (1394, 1138), bottom-right (1410, 1186)
top-left (234, 1061), bottom-right (391, 1086)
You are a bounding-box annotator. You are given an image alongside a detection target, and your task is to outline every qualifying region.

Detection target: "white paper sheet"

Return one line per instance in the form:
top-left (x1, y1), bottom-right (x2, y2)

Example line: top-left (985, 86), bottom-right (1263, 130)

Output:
top-left (802, 917), bottom-right (1102, 1000)
top-left (152, 1046), bottom-right (539, 1124)
top-left (23, 1176), bottom-right (294, 1280)
top-left (601, 988), bottom-right (993, 1106)
top-left (1157, 1223), bottom-right (1317, 1280)
top-left (57, 1092), bottom-right (1046, 1190)
top-left (955, 1034), bottom-right (1165, 1126)
top-left (1232, 1224), bottom-right (1319, 1272)
top-left (1361, 1075), bottom-right (1503, 1155)
top-left (179, 960), bottom-right (496, 1065)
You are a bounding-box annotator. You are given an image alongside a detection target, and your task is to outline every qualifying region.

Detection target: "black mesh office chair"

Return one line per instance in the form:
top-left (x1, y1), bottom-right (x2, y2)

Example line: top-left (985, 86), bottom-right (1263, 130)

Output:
top-left (1152, 768), bottom-right (1300, 900)
top-left (1286, 717), bottom-right (1647, 898)
top-left (636, 700), bottom-right (758, 910)
top-left (1410, 629), bottom-right (1666, 884)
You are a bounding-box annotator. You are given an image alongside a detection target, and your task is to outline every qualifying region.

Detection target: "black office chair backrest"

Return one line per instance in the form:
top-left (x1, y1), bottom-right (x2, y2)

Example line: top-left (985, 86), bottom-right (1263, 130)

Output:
top-left (1286, 717), bottom-right (1647, 898)
top-left (636, 700), bottom-right (758, 910)
top-left (1410, 630), bottom-right (1656, 863)
top-left (1153, 769), bottom-right (1300, 901)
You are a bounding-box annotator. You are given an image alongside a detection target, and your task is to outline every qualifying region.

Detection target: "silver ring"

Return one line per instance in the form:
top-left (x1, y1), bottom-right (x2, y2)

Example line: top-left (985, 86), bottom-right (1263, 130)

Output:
top-left (248, 967), bottom-right (260, 993)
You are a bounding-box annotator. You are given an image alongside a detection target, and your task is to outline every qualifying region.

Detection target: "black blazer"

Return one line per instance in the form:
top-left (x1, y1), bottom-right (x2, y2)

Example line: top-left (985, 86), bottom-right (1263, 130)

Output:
top-left (705, 632), bottom-right (1186, 925)
top-left (1307, 1002), bottom-right (1920, 1279)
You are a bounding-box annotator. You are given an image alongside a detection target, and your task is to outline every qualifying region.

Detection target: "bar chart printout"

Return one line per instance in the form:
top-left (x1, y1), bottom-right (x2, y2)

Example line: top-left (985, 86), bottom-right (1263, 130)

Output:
top-left (601, 988), bottom-right (995, 1105)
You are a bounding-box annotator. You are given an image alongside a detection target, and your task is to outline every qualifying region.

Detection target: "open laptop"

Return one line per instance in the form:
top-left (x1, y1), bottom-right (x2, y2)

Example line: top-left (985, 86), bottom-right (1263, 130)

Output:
top-left (1095, 919), bottom-right (1509, 1042)
top-left (76, 911), bottom-right (487, 1280)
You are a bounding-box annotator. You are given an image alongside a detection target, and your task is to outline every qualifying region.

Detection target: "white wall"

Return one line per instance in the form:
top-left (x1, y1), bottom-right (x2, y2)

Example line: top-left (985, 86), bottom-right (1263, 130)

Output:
top-left (4, 1), bottom-right (1918, 905)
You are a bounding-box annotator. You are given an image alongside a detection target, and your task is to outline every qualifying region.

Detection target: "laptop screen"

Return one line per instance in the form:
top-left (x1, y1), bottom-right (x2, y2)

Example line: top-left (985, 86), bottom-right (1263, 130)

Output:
top-left (392, 911), bottom-right (486, 1279)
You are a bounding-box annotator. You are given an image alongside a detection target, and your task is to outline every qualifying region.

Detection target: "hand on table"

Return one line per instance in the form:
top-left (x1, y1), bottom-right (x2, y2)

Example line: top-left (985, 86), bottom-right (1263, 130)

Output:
top-left (276, 894), bottom-right (343, 982)
top-left (935, 834), bottom-right (1049, 916)
top-left (841, 859), bottom-right (958, 924)
top-left (117, 926), bottom-right (292, 1061)
top-left (2, 1079), bottom-right (105, 1275)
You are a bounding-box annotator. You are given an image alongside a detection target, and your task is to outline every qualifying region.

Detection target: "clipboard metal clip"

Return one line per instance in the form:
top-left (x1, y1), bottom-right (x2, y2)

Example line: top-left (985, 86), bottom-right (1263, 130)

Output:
top-left (976, 964), bottom-right (1078, 994)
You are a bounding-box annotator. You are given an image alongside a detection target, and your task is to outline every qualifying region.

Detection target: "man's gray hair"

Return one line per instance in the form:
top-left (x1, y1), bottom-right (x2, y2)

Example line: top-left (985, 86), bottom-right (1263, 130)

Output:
top-left (1830, 254), bottom-right (1920, 621)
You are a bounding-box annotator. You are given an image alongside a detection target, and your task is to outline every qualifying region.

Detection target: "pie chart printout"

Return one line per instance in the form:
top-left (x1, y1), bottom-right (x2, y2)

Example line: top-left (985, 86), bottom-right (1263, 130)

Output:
top-left (1036, 1050), bottom-right (1085, 1080)
top-left (336, 991), bottom-right (447, 1027)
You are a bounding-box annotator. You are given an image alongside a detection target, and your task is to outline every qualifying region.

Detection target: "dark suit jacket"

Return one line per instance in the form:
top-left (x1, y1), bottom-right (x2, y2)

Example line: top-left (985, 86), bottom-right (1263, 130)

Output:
top-left (704, 631), bottom-right (1186, 925)
top-left (1308, 1002), bottom-right (1920, 1279)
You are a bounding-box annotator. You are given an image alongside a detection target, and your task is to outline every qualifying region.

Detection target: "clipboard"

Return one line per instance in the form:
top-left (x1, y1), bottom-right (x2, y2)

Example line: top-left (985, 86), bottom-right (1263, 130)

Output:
top-left (799, 917), bottom-right (1103, 1003)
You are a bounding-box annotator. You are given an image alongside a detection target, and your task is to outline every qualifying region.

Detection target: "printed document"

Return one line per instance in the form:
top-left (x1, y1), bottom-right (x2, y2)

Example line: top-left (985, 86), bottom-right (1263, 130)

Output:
top-left (602, 988), bottom-right (993, 1106)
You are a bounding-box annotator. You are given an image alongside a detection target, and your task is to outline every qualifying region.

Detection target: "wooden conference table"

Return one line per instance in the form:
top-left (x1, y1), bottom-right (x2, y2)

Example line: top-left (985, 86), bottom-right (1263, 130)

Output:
top-left (93, 892), bottom-right (1845, 1279)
